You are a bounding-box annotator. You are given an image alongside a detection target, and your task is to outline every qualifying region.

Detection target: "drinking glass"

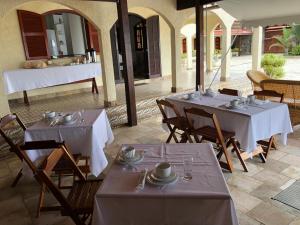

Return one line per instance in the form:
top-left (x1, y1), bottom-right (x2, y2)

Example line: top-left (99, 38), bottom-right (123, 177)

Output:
top-left (183, 155), bottom-right (193, 181)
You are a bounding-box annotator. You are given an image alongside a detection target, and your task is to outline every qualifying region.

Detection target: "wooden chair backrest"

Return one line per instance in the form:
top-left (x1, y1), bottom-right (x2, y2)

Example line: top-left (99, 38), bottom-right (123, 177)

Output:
top-left (218, 88), bottom-right (239, 96)
top-left (20, 141), bottom-right (85, 179)
top-left (156, 99), bottom-right (181, 120)
top-left (184, 107), bottom-right (227, 147)
top-left (254, 90), bottom-right (284, 103)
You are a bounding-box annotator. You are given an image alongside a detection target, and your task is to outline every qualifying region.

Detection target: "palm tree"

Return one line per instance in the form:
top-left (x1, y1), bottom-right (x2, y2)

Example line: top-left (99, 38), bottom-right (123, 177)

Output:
top-left (269, 28), bottom-right (294, 55)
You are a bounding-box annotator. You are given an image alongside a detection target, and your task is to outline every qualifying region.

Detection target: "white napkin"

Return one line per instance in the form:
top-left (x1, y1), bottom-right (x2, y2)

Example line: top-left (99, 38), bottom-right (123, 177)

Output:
top-left (136, 168), bottom-right (148, 190)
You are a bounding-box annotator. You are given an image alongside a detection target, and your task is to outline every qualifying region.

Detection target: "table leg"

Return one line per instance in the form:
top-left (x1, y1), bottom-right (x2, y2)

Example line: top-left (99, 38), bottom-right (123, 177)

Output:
top-left (92, 78), bottom-right (99, 94)
top-left (23, 90), bottom-right (29, 105)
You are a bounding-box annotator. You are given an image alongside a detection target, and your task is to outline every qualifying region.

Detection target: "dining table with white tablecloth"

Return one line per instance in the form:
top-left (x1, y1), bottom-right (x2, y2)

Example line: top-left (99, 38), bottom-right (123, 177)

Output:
top-left (2, 63), bottom-right (101, 94)
top-left (92, 143), bottom-right (239, 225)
top-left (165, 92), bottom-right (293, 153)
top-left (24, 109), bottom-right (114, 176)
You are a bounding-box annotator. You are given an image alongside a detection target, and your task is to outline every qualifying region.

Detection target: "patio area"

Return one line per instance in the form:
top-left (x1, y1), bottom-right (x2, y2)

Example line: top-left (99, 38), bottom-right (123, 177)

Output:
top-left (1, 0), bottom-right (300, 225)
top-left (0, 115), bottom-right (300, 225)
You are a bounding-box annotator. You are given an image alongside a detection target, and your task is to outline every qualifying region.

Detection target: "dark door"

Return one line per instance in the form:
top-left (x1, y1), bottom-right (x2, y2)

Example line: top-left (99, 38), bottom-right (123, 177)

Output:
top-left (146, 16), bottom-right (161, 78)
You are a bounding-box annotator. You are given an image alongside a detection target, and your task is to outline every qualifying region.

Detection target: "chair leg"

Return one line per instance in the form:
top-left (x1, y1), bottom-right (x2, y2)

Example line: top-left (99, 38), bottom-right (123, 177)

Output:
top-left (231, 138), bottom-right (248, 172)
top-left (11, 168), bottom-right (23, 187)
top-left (36, 184), bottom-right (46, 218)
top-left (166, 126), bottom-right (178, 143)
top-left (259, 152), bottom-right (266, 163)
top-left (264, 136), bottom-right (275, 158)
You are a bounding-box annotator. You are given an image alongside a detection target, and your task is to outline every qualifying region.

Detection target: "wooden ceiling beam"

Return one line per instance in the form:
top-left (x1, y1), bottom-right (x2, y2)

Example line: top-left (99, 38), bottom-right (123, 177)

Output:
top-left (177, 0), bottom-right (221, 10)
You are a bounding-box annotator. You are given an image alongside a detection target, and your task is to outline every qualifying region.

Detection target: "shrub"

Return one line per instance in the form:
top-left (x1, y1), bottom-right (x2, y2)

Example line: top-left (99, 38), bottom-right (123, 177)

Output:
top-left (262, 65), bottom-right (285, 79)
top-left (261, 54), bottom-right (286, 67)
top-left (261, 54), bottom-right (286, 79)
top-left (291, 45), bottom-right (300, 55)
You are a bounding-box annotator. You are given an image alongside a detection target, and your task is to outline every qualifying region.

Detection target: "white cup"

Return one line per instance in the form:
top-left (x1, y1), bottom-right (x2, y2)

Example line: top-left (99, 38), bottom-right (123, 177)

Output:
top-left (230, 99), bottom-right (239, 108)
top-left (155, 162), bottom-right (171, 178)
top-left (121, 146), bottom-right (136, 160)
top-left (248, 95), bottom-right (256, 103)
top-left (64, 114), bottom-right (73, 122)
top-left (188, 93), bottom-right (195, 99)
top-left (44, 111), bottom-right (55, 119)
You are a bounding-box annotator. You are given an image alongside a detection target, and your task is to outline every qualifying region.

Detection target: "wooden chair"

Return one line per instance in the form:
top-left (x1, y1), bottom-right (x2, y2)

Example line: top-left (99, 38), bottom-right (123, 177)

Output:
top-left (156, 99), bottom-right (192, 143)
top-left (253, 90), bottom-right (284, 158)
top-left (0, 113), bottom-right (27, 187)
top-left (184, 107), bottom-right (249, 172)
top-left (20, 140), bottom-right (91, 217)
top-left (34, 144), bottom-right (102, 225)
top-left (218, 88), bottom-right (239, 96)
top-left (0, 114), bottom-right (89, 190)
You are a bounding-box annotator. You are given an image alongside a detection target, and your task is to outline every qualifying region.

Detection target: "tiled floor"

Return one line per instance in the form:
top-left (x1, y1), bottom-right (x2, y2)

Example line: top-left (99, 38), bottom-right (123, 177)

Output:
top-left (0, 116), bottom-right (299, 225)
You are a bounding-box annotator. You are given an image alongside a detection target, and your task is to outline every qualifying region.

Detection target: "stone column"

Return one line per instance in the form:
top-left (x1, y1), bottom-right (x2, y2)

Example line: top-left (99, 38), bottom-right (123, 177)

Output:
top-left (252, 26), bottom-right (263, 71)
top-left (186, 35), bottom-right (193, 70)
top-left (171, 27), bottom-right (182, 93)
top-left (98, 29), bottom-right (117, 107)
top-left (207, 30), bottom-right (215, 72)
top-left (220, 25), bottom-right (232, 81)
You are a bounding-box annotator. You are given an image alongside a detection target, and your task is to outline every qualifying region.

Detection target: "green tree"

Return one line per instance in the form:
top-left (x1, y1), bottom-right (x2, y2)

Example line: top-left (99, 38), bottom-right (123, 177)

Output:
top-left (269, 28), bottom-right (293, 55)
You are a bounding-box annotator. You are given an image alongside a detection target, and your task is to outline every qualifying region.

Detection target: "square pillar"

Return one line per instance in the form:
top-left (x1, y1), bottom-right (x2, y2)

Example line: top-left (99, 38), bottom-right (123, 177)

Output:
top-left (171, 27), bottom-right (183, 93)
top-left (207, 30), bottom-right (215, 72)
top-left (98, 29), bottom-right (117, 107)
top-left (252, 26), bottom-right (263, 71)
top-left (186, 35), bottom-right (194, 70)
top-left (220, 26), bottom-right (231, 81)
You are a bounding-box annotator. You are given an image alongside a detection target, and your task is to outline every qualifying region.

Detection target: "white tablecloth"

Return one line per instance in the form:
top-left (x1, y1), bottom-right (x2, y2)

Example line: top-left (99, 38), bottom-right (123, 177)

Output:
top-left (166, 93), bottom-right (293, 153)
top-left (92, 144), bottom-right (239, 225)
top-left (2, 63), bottom-right (101, 94)
top-left (24, 109), bottom-right (113, 176)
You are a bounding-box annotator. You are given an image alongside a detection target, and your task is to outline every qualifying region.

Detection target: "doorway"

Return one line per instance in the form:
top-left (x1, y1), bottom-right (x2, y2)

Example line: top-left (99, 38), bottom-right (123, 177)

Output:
top-left (111, 14), bottom-right (161, 83)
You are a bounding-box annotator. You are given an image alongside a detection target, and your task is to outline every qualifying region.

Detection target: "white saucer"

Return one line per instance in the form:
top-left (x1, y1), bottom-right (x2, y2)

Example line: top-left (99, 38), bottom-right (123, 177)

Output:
top-left (61, 118), bottom-right (77, 125)
top-left (225, 104), bottom-right (243, 110)
top-left (117, 152), bottom-right (144, 165)
top-left (150, 170), bottom-right (177, 182)
top-left (146, 171), bottom-right (178, 186)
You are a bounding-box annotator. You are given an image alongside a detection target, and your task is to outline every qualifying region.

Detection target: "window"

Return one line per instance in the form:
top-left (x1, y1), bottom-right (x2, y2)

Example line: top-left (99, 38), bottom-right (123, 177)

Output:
top-left (18, 10), bottom-right (100, 60)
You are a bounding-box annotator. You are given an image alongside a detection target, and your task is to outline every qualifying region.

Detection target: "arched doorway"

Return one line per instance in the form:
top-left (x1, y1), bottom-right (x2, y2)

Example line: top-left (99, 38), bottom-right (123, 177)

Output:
top-left (111, 13), bottom-right (161, 83)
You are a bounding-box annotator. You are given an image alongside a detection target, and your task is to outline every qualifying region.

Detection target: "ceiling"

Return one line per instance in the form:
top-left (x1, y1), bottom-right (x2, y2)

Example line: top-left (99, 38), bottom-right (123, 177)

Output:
top-left (218, 0), bottom-right (300, 27)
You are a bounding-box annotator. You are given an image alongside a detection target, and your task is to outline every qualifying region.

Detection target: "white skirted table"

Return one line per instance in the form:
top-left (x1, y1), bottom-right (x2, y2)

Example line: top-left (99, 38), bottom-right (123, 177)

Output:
top-left (2, 63), bottom-right (101, 104)
top-left (24, 109), bottom-right (114, 176)
top-left (166, 92), bottom-right (293, 153)
top-left (92, 144), bottom-right (239, 225)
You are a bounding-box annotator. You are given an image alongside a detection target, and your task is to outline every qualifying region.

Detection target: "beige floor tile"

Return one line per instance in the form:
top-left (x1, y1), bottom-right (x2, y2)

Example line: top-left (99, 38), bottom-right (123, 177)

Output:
top-left (248, 202), bottom-right (295, 225)
top-left (290, 219), bottom-right (300, 225)
top-left (279, 154), bottom-right (300, 167)
top-left (268, 150), bottom-right (288, 160)
top-left (254, 169), bottom-right (291, 187)
top-left (230, 187), bottom-right (262, 213)
top-left (259, 158), bottom-right (290, 173)
top-left (227, 174), bottom-right (263, 193)
top-left (250, 183), bottom-right (281, 202)
top-left (281, 166), bottom-right (300, 179)
top-left (236, 210), bottom-right (262, 225)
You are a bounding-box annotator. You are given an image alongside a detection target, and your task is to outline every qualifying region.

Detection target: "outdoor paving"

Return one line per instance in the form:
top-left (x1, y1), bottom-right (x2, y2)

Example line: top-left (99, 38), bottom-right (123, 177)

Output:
top-left (0, 116), bottom-right (300, 225)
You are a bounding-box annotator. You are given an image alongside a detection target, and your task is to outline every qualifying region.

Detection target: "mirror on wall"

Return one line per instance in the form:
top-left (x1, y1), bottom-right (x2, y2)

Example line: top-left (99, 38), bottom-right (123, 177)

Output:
top-left (18, 10), bottom-right (100, 60)
top-left (45, 13), bottom-right (88, 57)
